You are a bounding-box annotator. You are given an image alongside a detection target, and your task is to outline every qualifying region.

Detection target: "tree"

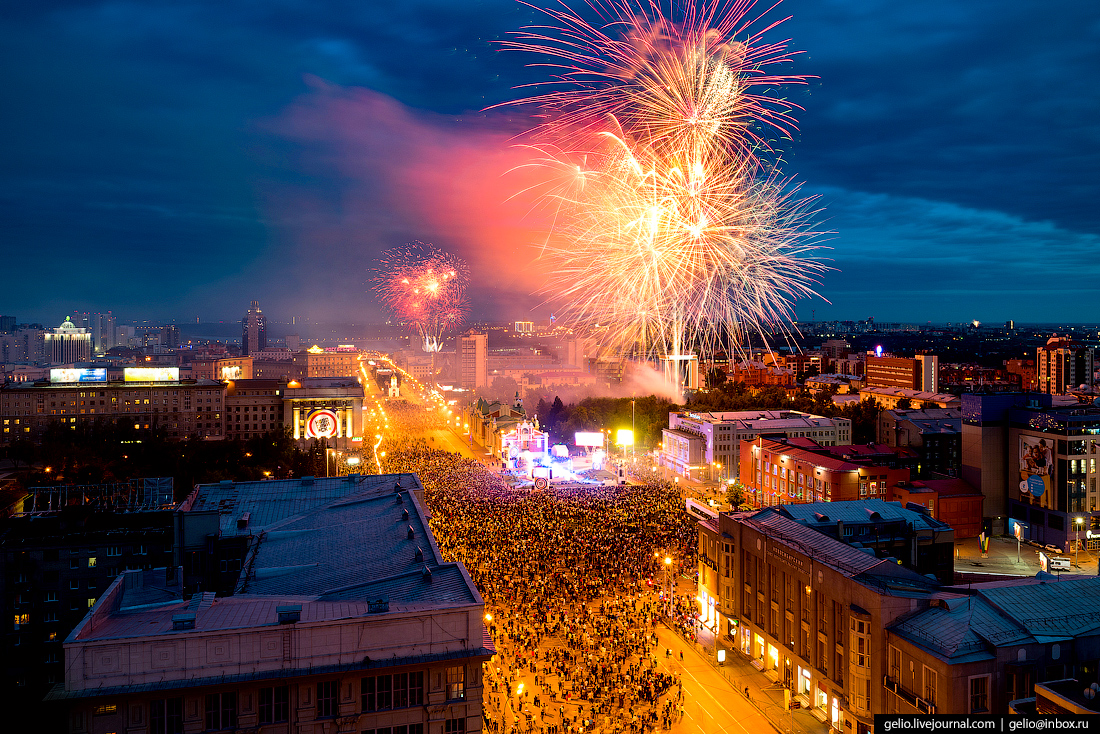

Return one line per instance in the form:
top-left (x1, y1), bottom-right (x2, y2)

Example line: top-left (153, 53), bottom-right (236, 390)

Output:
top-left (727, 482), bottom-right (746, 509)
top-left (705, 367), bottom-right (727, 389)
top-left (895, 398), bottom-right (912, 410)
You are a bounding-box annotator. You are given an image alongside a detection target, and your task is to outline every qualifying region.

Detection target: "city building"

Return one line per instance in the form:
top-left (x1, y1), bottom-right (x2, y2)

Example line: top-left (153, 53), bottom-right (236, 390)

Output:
top-left (660, 410), bottom-right (852, 481)
top-left (189, 355), bottom-right (254, 381)
top-left (1037, 335), bottom-right (1094, 395)
top-left (0, 314), bottom-right (15, 333)
top-left (961, 392), bottom-right (1100, 546)
top-left (694, 503), bottom-right (941, 733)
top-left (291, 345), bottom-right (361, 378)
top-left (71, 312), bottom-right (116, 354)
top-left (890, 477), bottom-right (984, 538)
top-left (45, 318), bottom-right (92, 364)
top-left (459, 331), bottom-right (488, 391)
top-left (857, 386), bottom-right (960, 410)
top-left (738, 437), bottom-right (910, 507)
top-left (1005, 359), bottom-right (1037, 391)
top-left (49, 474), bottom-right (492, 734)
top-left (0, 373), bottom-right (226, 445)
top-left (887, 576), bottom-right (1100, 716)
top-left (0, 479), bottom-right (177, 732)
top-left (224, 378), bottom-right (287, 440)
top-left (285, 376), bottom-right (364, 443)
top-left (865, 353), bottom-right (938, 393)
top-left (877, 407), bottom-right (962, 477)
top-left (241, 300), bottom-right (267, 356)
top-left (513, 321), bottom-right (533, 334)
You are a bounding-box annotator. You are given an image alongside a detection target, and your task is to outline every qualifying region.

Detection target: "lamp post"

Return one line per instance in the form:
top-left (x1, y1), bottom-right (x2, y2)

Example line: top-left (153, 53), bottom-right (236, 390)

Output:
top-left (664, 555), bottom-right (673, 620)
top-left (1076, 517), bottom-right (1084, 568)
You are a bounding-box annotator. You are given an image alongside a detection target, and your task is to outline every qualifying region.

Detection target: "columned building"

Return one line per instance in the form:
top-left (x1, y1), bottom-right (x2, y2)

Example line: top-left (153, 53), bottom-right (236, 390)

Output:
top-left (44, 318), bottom-right (92, 364)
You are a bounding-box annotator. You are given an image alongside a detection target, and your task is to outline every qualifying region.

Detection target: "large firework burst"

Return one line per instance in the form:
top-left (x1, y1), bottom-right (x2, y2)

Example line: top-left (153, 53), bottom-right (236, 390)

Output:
top-left (504, 0), bottom-right (828, 362)
top-left (372, 242), bottom-right (469, 354)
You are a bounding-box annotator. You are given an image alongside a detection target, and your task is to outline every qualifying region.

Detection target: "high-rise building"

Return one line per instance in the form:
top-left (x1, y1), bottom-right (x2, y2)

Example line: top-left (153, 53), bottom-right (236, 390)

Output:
top-left (1036, 335), bottom-right (1094, 394)
top-left (90, 312), bottom-right (116, 352)
top-left (44, 318), bottom-right (91, 364)
top-left (0, 315), bottom-right (15, 333)
top-left (459, 331), bottom-right (488, 390)
top-left (241, 300), bottom-right (266, 356)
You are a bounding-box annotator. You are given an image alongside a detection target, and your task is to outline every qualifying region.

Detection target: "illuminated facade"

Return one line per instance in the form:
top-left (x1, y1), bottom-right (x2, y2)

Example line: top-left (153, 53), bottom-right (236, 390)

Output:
top-left (291, 346), bottom-right (361, 378)
top-left (459, 332), bottom-right (488, 390)
top-left (44, 318), bottom-right (92, 364)
top-left (285, 377), bottom-right (363, 443)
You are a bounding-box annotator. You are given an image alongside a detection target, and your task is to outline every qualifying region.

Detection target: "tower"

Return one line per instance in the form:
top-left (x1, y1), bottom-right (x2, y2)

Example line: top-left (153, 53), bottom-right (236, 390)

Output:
top-left (241, 300), bottom-right (266, 356)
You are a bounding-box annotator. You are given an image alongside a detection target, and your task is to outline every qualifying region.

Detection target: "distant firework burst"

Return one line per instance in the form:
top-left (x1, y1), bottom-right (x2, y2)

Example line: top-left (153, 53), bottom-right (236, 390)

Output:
top-left (504, 0), bottom-right (829, 361)
top-left (372, 243), bottom-right (469, 354)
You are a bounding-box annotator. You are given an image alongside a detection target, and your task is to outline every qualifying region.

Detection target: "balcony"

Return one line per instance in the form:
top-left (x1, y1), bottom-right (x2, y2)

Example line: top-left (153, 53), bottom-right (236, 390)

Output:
top-left (884, 675), bottom-right (935, 714)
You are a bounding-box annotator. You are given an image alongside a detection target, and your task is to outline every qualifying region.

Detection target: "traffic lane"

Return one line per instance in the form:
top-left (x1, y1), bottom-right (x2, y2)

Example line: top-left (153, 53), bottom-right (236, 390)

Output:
top-left (654, 626), bottom-right (773, 734)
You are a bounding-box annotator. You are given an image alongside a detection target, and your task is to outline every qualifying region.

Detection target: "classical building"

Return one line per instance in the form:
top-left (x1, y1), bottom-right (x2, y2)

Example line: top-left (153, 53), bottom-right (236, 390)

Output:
top-left (45, 318), bottom-right (92, 364)
top-left (291, 346), bottom-right (361, 378)
top-left (857, 386), bottom-right (960, 411)
top-left (48, 474), bottom-right (493, 734)
top-left (285, 377), bottom-right (364, 443)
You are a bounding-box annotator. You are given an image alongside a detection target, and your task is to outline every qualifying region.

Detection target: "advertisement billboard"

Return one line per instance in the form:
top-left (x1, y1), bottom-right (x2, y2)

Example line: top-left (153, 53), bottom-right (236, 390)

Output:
top-left (305, 409), bottom-right (339, 439)
top-left (50, 368), bottom-right (107, 384)
top-left (615, 429), bottom-right (634, 447)
top-left (123, 367), bottom-right (180, 382)
top-left (1018, 435), bottom-right (1052, 499)
top-left (575, 432), bottom-right (605, 448)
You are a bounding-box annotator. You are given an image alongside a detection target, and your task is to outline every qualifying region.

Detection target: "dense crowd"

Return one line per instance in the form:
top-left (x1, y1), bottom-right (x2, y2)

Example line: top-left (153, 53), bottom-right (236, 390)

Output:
top-left (382, 433), bottom-right (698, 734)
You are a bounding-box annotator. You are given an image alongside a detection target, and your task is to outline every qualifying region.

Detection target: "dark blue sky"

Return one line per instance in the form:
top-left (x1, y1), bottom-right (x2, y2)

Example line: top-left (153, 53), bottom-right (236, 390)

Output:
top-left (1, 0), bottom-right (1097, 325)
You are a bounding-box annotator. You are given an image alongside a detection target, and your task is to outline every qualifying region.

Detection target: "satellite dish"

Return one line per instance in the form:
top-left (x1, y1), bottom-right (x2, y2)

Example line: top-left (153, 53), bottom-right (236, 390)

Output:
top-left (1085, 688), bottom-right (1095, 700)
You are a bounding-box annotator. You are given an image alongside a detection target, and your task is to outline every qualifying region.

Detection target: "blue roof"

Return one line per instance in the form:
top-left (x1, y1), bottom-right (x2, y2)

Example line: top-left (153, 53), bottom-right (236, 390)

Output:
top-left (766, 499), bottom-right (951, 532)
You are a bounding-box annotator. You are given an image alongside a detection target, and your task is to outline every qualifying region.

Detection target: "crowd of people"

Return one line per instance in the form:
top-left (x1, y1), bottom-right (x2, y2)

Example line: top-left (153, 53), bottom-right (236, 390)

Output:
top-left (381, 427), bottom-right (699, 734)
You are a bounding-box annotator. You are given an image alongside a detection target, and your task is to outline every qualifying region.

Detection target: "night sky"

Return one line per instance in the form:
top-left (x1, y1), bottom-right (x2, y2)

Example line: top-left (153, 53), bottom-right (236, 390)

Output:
top-left (2, 0), bottom-right (1097, 325)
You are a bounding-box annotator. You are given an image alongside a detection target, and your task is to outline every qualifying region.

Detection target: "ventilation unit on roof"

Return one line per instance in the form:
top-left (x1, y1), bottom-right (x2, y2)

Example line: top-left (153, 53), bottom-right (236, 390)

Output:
top-left (301, 476), bottom-right (315, 486)
top-left (813, 513), bottom-right (830, 522)
top-left (407, 526), bottom-right (415, 540)
top-left (237, 512), bottom-right (250, 530)
top-left (277, 605), bottom-right (302, 624)
top-left (368, 598), bottom-right (389, 613)
top-left (394, 482), bottom-right (402, 493)
top-left (172, 614), bottom-right (196, 631)
top-left (422, 566), bottom-right (432, 582)
top-left (395, 493), bottom-right (404, 504)
top-left (402, 509), bottom-right (409, 521)
top-left (415, 547), bottom-right (423, 562)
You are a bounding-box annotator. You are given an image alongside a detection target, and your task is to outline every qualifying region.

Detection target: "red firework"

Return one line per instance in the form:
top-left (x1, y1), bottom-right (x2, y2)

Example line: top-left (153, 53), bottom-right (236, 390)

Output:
top-left (372, 242), bottom-right (469, 351)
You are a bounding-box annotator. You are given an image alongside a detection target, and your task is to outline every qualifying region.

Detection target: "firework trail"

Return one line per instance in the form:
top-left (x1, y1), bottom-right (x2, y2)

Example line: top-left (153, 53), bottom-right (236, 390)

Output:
top-left (372, 242), bottom-right (470, 355)
top-left (503, 0), bottom-right (828, 365)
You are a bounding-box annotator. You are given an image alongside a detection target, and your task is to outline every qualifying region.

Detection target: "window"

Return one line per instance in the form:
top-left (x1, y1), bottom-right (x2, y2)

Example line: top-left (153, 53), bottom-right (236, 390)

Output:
top-left (151, 697), bottom-right (183, 734)
top-left (259, 685), bottom-right (289, 724)
top-left (968, 675), bottom-right (989, 713)
top-left (445, 719), bottom-right (466, 734)
top-left (889, 646), bottom-right (901, 680)
top-left (317, 680), bottom-right (339, 718)
top-left (923, 666), bottom-right (937, 707)
top-left (204, 692), bottom-right (237, 731)
top-left (446, 665), bottom-right (466, 700)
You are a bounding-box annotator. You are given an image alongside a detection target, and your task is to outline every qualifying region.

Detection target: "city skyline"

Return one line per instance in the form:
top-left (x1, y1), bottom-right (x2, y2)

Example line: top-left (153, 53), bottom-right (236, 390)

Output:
top-left (1, 0), bottom-right (1097, 324)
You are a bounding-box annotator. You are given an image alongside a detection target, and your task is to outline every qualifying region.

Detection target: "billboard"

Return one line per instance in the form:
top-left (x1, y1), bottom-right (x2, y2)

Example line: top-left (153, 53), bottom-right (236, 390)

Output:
top-left (615, 429), bottom-right (634, 447)
top-left (1018, 435), bottom-right (1052, 499)
top-left (575, 432), bottom-right (605, 448)
top-left (50, 368), bottom-right (107, 384)
top-left (124, 367), bottom-right (179, 382)
top-left (305, 409), bottom-right (339, 439)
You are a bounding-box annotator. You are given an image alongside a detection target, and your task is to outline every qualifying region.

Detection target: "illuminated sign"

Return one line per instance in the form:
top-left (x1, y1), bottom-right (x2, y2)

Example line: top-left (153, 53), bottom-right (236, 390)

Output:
top-left (615, 429), bottom-right (634, 447)
top-left (220, 365), bottom-right (242, 380)
top-left (305, 409), bottom-right (339, 439)
top-left (123, 367), bottom-right (179, 382)
top-left (1018, 435), bottom-right (1051, 499)
top-left (575, 432), bottom-right (605, 448)
top-left (50, 368), bottom-right (107, 384)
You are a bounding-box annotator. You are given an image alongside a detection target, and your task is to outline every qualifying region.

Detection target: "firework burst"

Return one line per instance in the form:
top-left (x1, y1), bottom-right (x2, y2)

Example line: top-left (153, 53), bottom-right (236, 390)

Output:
top-left (503, 0), bottom-right (829, 363)
top-left (372, 242), bottom-right (469, 354)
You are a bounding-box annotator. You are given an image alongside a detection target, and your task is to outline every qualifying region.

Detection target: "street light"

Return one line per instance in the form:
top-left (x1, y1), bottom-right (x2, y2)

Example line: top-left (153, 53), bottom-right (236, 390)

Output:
top-left (1076, 517), bottom-right (1084, 568)
top-left (664, 556), bottom-right (673, 619)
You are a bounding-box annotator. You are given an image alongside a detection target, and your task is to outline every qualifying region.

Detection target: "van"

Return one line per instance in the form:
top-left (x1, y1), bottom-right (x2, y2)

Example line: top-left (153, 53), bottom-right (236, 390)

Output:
top-left (1050, 556), bottom-right (1072, 571)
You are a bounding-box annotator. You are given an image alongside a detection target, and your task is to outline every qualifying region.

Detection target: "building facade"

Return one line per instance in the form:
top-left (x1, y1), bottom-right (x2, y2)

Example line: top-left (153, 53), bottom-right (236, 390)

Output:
top-left (865, 354), bottom-right (938, 393)
top-left (0, 378), bottom-right (226, 445)
top-left (459, 332), bottom-right (488, 391)
top-left (1037, 336), bottom-right (1094, 395)
top-left (660, 410), bottom-right (852, 481)
top-left (241, 300), bottom-right (267, 356)
top-left (45, 318), bottom-right (92, 364)
top-left (291, 347), bottom-right (361, 378)
top-left (878, 407), bottom-right (962, 478)
top-left (224, 379), bottom-right (288, 441)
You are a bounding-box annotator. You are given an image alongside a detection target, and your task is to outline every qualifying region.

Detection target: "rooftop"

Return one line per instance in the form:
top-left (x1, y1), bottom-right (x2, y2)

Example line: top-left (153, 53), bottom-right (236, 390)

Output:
top-left (764, 499), bottom-right (952, 533)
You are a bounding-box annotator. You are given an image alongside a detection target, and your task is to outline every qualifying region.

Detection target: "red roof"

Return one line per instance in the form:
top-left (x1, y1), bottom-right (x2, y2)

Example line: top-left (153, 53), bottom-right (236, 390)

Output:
top-left (911, 478), bottom-right (982, 497)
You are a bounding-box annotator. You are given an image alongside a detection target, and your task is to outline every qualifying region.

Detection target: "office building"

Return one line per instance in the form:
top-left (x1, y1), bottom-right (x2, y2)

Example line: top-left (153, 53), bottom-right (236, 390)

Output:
top-left (857, 386), bottom-right (960, 410)
top-left (0, 315), bottom-right (15, 333)
top-left (660, 410), bottom-right (852, 481)
top-left (865, 353), bottom-right (938, 393)
top-left (49, 474), bottom-right (492, 734)
top-left (291, 345), bottom-right (361, 378)
top-left (44, 318), bottom-right (92, 364)
top-left (0, 375), bottom-right (226, 445)
top-left (190, 356), bottom-right (253, 381)
top-left (459, 331), bottom-right (488, 390)
top-left (241, 300), bottom-right (266, 356)
top-left (877, 407), bottom-right (962, 477)
top-left (224, 378), bottom-right (287, 440)
top-left (1037, 336), bottom-right (1094, 395)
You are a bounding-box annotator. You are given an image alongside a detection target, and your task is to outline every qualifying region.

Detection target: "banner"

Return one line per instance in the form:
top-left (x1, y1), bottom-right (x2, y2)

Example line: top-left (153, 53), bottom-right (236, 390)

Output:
top-left (50, 368), bottom-right (107, 383)
top-left (123, 367), bottom-right (179, 382)
top-left (1018, 435), bottom-right (1051, 499)
top-left (305, 409), bottom-right (339, 439)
